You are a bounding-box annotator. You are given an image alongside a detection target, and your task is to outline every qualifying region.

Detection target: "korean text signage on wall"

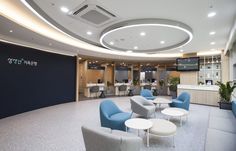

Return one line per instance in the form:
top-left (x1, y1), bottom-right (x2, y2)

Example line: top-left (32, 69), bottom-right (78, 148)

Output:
top-left (7, 57), bottom-right (38, 67)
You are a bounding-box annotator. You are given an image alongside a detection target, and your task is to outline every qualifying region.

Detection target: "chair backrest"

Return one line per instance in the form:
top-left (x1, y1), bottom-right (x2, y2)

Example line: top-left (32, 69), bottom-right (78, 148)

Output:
top-left (90, 86), bottom-right (100, 93)
top-left (81, 126), bottom-right (141, 151)
top-left (143, 85), bottom-right (151, 90)
top-left (130, 96), bottom-right (147, 105)
top-left (100, 100), bottom-right (121, 118)
top-left (177, 92), bottom-right (190, 102)
top-left (140, 89), bottom-right (153, 97)
top-left (119, 85), bottom-right (127, 91)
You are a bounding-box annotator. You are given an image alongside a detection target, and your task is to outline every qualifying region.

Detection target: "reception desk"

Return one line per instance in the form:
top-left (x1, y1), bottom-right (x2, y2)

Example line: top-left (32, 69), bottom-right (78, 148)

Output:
top-left (114, 83), bottom-right (131, 95)
top-left (177, 84), bottom-right (220, 106)
top-left (140, 83), bottom-right (157, 90)
top-left (84, 83), bottom-right (105, 97)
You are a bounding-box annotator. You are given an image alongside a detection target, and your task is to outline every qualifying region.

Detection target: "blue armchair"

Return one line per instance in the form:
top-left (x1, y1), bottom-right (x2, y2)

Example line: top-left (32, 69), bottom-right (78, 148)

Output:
top-left (100, 100), bottom-right (132, 131)
top-left (232, 100), bottom-right (236, 117)
top-left (140, 89), bottom-right (156, 100)
top-left (169, 92), bottom-right (190, 110)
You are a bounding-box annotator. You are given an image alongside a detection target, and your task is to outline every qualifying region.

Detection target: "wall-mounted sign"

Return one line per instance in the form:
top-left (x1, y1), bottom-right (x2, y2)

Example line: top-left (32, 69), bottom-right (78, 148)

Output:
top-left (7, 58), bottom-right (38, 67)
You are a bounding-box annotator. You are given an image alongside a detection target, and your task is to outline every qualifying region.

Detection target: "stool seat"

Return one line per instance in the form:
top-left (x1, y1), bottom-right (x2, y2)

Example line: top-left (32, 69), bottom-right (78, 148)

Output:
top-left (149, 119), bottom-right (176, 136)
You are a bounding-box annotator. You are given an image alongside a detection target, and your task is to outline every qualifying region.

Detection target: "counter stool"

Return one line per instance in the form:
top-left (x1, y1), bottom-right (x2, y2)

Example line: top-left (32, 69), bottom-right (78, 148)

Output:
top-left (90, 86), bottom-right (99, 98)
top-left (118, 85), bottom-right (127, 96)
top-left (148, 119), bottom-right (177, 147)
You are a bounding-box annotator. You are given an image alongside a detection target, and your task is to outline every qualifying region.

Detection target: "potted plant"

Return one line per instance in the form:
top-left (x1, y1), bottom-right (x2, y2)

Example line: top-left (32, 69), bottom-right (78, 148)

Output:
top-left (216, 81), bottom-right (236, 110)
top-left (168, 77), bottom-right (180, 98)
top-left (158, 79), bottom-right (165, 95)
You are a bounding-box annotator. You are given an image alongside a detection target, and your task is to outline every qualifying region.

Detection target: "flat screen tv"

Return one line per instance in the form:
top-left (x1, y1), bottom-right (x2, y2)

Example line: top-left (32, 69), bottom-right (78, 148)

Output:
top-left (176, 57), bottom-right (200, 71)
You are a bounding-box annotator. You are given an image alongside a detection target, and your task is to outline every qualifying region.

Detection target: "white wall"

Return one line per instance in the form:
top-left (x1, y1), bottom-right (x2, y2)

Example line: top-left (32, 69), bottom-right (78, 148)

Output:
top-left (229, 42), bottom-right (236, 81)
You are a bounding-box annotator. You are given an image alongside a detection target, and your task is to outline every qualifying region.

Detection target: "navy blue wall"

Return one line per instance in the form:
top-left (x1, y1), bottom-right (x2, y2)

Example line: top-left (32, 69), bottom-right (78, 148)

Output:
top-left (0, 42), bottom-right (76, 119)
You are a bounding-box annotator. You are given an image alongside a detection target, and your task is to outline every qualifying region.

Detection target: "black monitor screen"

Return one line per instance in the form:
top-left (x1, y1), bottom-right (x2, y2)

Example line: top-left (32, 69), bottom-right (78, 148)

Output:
top-left (176, 57), bottom-right (200, 71)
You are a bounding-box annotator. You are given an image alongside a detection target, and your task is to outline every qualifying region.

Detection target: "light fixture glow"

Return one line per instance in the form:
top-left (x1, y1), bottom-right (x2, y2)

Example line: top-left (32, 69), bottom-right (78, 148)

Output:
top-left (86, 31), bottom-right (92, 35)
top-left (60, 7), bottom-right (69, 13)
top-left (209, 31), bottom-right (216, 35)
top-left (133, 46), bottom-right (138, 50)
top-left (160, 41), bottom-right (165, 44)
top-left (208, 12), bottom-right (216, 18)
top-left (109, 41), bottom-right (114, 45)
top-left (126, 50), bottom-right (133, 53)
top-left (210, 42), bottom-right (215, 45)
top-left (9, 30), bottom-right (13, 33)
top-left (7, 0), bottom-right (183, 58)
top-left (79, 57), bottom-right (82, 60)
top-left (197, 50), bottom-right (221, 56)
top-left (180, 49), bottom-right (184, 52)
top-left (140, 32), bottom-right (146, 36)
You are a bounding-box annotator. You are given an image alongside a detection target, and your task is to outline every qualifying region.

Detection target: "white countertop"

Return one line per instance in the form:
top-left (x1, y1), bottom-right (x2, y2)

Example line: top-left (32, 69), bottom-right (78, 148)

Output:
top-left (86, 83), bottom-right (105, 87)
top-left (114, 83), bottom-right (131, 86)
top-left (140, 83), bottom-right (157, 86)
top-left (178, 84), bottom-right (219, 91)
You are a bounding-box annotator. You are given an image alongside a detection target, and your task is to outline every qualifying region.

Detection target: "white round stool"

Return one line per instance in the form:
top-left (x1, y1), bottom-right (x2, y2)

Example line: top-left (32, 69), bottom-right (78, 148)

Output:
top-left (149, 119), bottom-right (177, 147)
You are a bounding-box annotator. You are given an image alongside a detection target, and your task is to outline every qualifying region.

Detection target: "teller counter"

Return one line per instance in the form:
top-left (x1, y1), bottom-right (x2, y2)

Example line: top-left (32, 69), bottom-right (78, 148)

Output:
top-left (84, 83), bottom-right (105, 97)
top-left (114, 83), bottom-right (131, 95)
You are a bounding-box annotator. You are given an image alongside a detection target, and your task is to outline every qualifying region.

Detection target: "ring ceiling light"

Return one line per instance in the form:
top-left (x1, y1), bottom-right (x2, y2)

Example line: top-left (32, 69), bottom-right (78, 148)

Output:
top-left (100, 19), bottom-right (193, 53)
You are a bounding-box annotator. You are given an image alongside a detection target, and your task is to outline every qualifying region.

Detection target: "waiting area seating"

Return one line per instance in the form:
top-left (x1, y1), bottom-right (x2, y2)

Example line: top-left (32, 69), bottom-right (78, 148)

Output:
top-left (81, 125), bottom-right (142, 151)
top-left (99, 100), bottom-right (132, 131)
top-left (169, 92), bottom-right (190, 110)
top-left (130, 96), bottom-right (156, 118)
top-left (140, 89), bottom-right (156, 100)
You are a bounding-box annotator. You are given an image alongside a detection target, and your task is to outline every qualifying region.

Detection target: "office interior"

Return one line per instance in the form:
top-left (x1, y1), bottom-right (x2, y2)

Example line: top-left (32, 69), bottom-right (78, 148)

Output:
top-left (0, 0), bottom-right (236, 151)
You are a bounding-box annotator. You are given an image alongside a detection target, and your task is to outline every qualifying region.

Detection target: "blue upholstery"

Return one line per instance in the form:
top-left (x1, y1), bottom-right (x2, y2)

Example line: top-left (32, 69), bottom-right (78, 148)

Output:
top-left (169, 92), bottom-right (190, 110)
top-left (232, 100), bottom-right (236, 118)
top-left (140, 89), bottom-right (156, 100)
top-left (100, 100), bottom-right (132, 131)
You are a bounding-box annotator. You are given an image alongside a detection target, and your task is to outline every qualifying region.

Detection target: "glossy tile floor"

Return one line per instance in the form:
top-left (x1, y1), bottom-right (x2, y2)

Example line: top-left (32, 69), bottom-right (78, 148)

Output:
top-left (0, 96), bottom-right (216, 151)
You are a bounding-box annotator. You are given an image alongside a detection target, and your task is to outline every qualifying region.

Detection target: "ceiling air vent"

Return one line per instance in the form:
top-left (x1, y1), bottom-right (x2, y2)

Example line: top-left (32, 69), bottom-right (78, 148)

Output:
top-left (69, 2), bottom-right (117, 27)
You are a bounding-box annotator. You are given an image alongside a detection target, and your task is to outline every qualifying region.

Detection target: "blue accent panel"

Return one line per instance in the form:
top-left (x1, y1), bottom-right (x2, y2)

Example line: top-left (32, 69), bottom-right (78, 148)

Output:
top-left (0, 42), bottom-right (76, 119)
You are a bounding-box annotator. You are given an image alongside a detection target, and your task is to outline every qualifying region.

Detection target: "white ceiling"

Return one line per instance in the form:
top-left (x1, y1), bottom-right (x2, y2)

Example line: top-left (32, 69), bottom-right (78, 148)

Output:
top-left (0, 0), bottom-right (236, 60)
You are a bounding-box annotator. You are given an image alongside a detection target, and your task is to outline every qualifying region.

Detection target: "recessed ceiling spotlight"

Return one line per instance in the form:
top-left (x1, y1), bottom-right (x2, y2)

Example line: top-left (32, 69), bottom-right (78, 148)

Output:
top-left (210, 42), bottom-right (215, 45)
top-left (133, 46), bottom-right (138, 50)
top-left (60, 7), bottom-right (69, 13)
top-left (79, 57), bottom-right (82, 60)
top-left (209, 31), bottom-right (216, 35)
top-left (140, 32), bottom-right (146, 36)
top-left (208, 12), bottom-right (216, 18)
top-left (95, 61), bottom-right (98, 63)
top-left (126, 50), bottom-right (133, 53)
top-left (86, 31), bottom-right (92, 35)
top-left (160, 41), bottom-right (165, 44)
top-left (180, 49), bottom-right (184, 52)
top-left (109, 41), bottom-right (114, 45)
top-left (9, 30), bottom-right (13, 33)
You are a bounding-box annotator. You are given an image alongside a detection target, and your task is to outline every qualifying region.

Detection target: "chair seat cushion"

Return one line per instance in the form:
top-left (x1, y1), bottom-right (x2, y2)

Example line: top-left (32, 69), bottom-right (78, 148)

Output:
top-left (145, 96), bottom-right (156, 100)
top-left (149, 119), bottom-right (177, 136)
top-left (172, 99), bottom-right (183, 104)
top-left (110, 112), bottom-right (131, 121)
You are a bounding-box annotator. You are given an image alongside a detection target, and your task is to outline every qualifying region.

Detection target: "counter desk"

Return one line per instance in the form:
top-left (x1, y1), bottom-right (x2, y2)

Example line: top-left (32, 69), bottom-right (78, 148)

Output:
top-left (114, 83), bottom-right (131, 96)
top-left (84, 83), bottom-right (105, 97)
top-left (177, 84), bottom-right (220, 106)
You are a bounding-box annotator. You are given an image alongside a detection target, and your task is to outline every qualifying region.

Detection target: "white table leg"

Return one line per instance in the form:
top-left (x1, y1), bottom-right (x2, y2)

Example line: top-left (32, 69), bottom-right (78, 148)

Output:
top-left (147, 128), bottom-right (150, 147)
top-left (180, 116), bottom-right (182, 126)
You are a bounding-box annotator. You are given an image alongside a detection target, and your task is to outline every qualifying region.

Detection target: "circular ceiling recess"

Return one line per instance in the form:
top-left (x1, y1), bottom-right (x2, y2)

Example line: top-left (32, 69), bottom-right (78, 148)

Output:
top-left (100, 19), bottom-right (193, 53)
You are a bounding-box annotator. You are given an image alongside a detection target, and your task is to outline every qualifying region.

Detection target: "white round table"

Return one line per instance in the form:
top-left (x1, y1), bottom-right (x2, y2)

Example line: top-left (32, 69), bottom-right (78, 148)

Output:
top-left (125, 118), bottom-right (153, 147)
top-left (152, 98), bottom-right (172, 111)
top-left (161, 108), bottom-right (187, 126)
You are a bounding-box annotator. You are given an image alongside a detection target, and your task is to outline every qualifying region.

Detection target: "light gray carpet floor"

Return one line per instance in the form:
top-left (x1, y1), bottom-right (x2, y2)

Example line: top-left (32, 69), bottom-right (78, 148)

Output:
top-left (0, 96), bottom-right (216, 151)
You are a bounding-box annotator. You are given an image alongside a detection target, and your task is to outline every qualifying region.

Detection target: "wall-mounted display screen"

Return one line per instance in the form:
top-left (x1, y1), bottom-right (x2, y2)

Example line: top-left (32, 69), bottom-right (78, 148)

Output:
top-left (176, 57), bottom-right (200, 71)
